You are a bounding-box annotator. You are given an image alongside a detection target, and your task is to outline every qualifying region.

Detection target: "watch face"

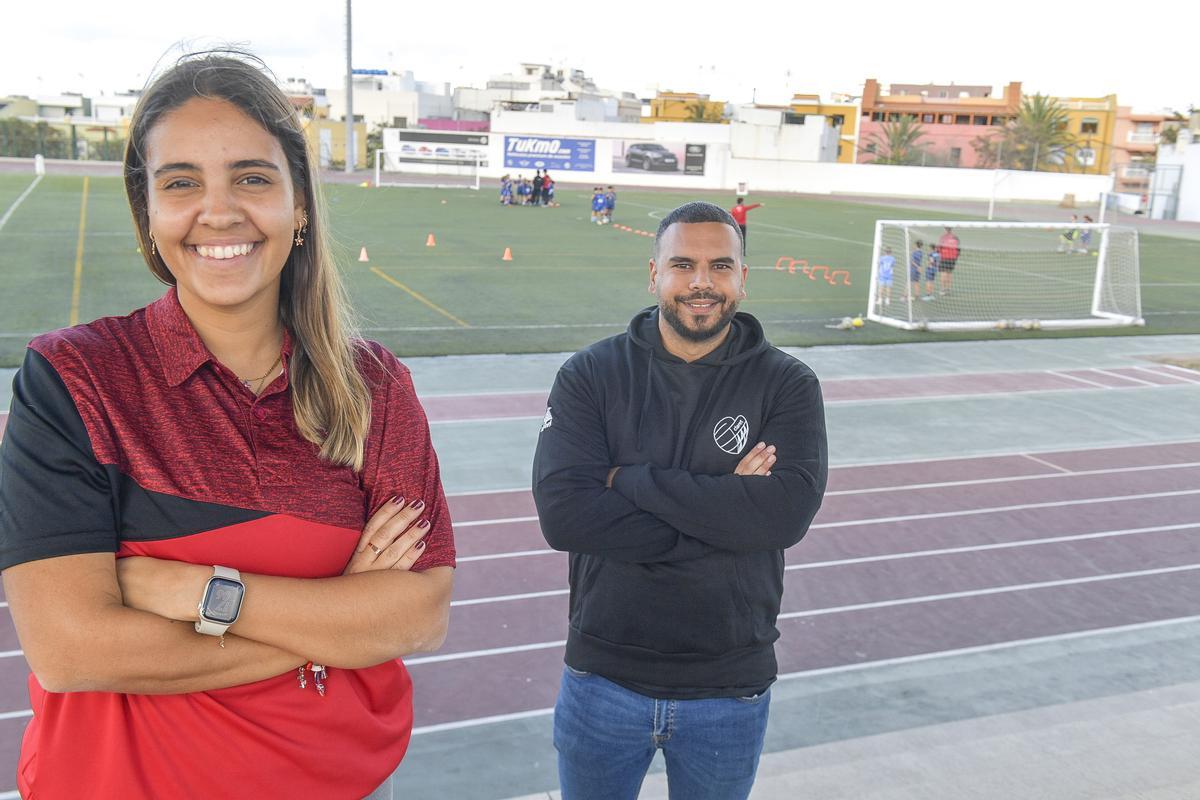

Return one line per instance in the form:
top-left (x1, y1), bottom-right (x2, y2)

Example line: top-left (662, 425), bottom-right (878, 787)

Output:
top-left (202, 578), bottom-right (244, 625)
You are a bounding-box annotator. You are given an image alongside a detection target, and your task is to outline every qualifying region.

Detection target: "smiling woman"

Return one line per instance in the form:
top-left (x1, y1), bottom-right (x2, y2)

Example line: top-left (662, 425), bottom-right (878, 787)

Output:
top-left (0, 51), bottom-right (456, 799)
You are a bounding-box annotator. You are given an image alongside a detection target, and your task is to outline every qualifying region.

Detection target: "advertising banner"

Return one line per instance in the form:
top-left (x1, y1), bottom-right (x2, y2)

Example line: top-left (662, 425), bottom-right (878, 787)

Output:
top-left (382, 129), bottom-right (489, 167)
top-left (613, 140), bottom-right (705, 176)
top-left (503, 136), bottom-right (595, 172)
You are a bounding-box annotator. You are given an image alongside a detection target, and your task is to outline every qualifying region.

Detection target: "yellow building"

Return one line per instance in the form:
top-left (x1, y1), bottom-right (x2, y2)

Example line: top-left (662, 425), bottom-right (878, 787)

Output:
top-left (788, 94), bottom-right (859, 164)
top-left (1056, 95), bottom-right (1118, 175)
top-left (644, 91), bottom-right (728, 123)
top-left (289, 95), bottom-right (367, 169)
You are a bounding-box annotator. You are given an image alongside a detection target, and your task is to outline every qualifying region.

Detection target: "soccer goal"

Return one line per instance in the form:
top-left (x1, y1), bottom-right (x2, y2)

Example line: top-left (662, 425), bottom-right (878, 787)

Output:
top-left (866, 220), bottom-right (1143, 331)
top-left (373, 148), bottom-right (483, 190)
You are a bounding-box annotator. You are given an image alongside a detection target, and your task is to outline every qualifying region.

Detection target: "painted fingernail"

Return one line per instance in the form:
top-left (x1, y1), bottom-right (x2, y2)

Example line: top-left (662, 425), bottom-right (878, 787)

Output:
top-left (391, 496), bottom-right (405, 506)
top-left (418, 519), bottom-right (431, 529)
top-left (415, 539), bottom-right (427, 550)
top-left (409, 499), bottom-right (425, 511)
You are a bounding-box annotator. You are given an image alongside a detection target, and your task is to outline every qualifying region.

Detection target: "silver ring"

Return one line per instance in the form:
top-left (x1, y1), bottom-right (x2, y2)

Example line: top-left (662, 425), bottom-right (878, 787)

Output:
top-left (367, 543), bottom-right (383, 556)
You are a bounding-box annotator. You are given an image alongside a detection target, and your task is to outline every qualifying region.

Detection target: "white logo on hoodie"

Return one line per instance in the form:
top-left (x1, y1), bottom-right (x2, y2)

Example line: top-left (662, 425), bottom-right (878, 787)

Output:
top-left (541, 407), bottom-right (553, 433)
top-left (713, 415), bottom-right (749, 455)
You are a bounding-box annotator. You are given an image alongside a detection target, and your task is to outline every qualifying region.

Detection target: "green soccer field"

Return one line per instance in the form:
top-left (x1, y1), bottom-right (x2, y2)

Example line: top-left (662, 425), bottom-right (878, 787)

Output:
top-left (2, 173), bottom-right (1198, 366)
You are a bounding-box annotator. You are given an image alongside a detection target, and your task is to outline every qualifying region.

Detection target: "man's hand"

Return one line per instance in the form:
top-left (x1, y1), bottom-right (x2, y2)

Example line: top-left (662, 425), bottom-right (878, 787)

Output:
top-left (735, 442), bottom-right (776, 476)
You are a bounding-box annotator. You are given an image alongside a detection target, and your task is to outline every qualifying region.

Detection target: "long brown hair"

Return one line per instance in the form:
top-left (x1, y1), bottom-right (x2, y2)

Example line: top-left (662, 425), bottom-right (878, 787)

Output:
top-left (124, 51), bottom-right (372, 470)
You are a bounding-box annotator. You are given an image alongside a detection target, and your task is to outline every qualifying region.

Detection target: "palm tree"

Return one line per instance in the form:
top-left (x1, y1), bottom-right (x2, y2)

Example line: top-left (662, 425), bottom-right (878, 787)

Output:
top-left (973, 94), bottom-right (1075, 171)
top-left (685, 100), bottom-right (724, 123)
top-left (865, 115), bottom-right (928, 165)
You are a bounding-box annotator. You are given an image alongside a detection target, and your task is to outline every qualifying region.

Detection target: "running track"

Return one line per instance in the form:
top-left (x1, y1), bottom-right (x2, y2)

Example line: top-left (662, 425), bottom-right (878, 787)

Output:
top-left (1, 369), bottom-right (1199, 795)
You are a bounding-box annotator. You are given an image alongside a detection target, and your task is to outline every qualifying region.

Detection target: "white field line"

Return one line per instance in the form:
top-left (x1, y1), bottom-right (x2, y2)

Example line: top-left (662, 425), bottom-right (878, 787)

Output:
top-left (1090, 368), bottom-right (1159, 387)
top-left (405, 639), bottom-right (566, 666)
top-left (442, 438), bottom-right (1200, 499)
top-left (457, 548), bottom-right (557, 563)
top-left (449, 487), bottom-right (1200, 532)
top-left (0, 174), bottom-right (43, 232)
top-left (1160, 363), bottom-right (1200, 379)
top-left (407, 614), bottom-right (1200, 736)
top-left (1046, 370), bottom-right (1110, 389)
top-left (450, 522), bottom-right (1200, 605)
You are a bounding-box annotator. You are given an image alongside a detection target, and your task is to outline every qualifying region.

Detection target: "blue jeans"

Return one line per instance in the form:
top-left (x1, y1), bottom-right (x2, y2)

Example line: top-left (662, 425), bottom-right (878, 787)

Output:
top-left (553, 666), bottom-right (771, 800)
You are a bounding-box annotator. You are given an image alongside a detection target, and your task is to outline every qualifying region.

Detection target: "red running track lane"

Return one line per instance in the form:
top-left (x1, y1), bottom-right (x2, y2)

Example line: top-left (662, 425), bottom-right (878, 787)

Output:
top-left (1, 440), bottom-right (1200, 788)
top-left (418, 364), bottom-right (1200, 423)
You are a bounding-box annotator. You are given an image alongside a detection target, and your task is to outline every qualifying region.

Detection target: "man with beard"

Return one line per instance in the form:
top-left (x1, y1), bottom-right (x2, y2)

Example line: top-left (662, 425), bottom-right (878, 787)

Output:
top-left (532, 201), bottom-right (827, 800)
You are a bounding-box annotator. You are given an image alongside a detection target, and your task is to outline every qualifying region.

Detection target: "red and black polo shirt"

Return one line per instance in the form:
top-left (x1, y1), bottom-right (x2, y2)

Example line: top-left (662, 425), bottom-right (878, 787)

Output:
top-left (0, 288), bottom-right (455, 799)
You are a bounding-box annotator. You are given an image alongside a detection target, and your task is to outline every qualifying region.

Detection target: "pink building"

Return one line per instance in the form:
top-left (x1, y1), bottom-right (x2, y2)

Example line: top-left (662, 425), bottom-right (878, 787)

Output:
top-left (858, 79), bottom-right (1022, 168)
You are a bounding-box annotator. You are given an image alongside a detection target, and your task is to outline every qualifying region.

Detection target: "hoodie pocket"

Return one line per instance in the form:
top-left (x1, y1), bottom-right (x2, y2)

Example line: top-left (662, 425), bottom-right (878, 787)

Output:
top-left (574, 552), bottom-right (753, 656)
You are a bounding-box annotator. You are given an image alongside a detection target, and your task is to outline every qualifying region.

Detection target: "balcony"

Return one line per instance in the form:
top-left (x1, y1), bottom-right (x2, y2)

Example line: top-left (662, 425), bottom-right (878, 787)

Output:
top-left (1126, 131), bottom-right (1158, 144)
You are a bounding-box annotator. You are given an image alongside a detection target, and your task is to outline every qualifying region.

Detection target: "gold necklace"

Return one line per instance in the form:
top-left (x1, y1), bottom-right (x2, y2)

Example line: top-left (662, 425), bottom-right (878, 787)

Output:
top-left (241, 354), bottom-right (282, 395)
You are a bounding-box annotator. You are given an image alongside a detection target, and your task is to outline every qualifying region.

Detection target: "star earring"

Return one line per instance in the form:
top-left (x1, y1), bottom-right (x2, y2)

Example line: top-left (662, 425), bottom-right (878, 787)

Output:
top-left (294, 211), bottom-right (309, 247)
top-left (149, 232), bottom-right (157, 255)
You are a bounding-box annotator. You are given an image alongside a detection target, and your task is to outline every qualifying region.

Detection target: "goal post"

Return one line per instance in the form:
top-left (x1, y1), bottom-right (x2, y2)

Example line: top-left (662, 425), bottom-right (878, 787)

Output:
top-left (866, 220), bottom-right (1144, 331)
top-left (373, 148), bottom-right (483, 191)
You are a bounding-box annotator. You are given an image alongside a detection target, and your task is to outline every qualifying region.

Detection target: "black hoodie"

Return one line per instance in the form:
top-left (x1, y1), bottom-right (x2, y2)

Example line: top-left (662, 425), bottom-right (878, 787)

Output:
top-left (532, 307), bottom-right (827, 698)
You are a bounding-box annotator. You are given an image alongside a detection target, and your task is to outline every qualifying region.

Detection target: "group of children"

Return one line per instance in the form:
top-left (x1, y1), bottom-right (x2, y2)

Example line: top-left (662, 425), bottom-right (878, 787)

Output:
top-left (590, 186), bottom-right (616, 224)
top-left (1058, 214), bottom-right (1095, 254)
top-left (875, 227), bottom-right (962, 309)
top-left (500, 170), bottom-right (557, 207)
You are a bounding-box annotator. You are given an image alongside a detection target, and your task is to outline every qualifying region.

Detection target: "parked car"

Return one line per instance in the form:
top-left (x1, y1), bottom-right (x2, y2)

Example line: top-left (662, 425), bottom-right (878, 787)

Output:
top-left (625, 143), bottom-right (679, 171)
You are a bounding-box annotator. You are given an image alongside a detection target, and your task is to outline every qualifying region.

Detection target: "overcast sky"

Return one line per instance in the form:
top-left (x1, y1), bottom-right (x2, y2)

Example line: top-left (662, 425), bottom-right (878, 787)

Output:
top-left (2, 0), bottom-right (1192, 113)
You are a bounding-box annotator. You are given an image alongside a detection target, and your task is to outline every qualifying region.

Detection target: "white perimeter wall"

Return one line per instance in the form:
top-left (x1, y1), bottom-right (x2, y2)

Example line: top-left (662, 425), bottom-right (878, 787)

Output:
top-left (1157, 137), bottom-right (1200, 222)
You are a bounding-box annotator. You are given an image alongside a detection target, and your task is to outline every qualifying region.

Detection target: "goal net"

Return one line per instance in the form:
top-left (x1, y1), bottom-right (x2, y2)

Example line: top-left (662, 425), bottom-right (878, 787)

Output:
top-left (374, 148), bottom-right (483, 190)
top-left (866, 221), bottom-right (1143, 331)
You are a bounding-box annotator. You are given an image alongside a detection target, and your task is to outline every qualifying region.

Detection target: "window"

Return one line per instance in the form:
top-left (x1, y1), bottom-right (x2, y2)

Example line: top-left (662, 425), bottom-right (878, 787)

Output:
top-left (866, 143), bottom-right (877, 153)
top-left (974, 115), bottom-right (988, 125)
top-left (871, 111), bottom-right (884, 121)
top-left (830, 114), bottom-right (845, 127)
top-left (922, 113), bottom-right (935, 123)
top-left (784, 112), bottom-right (806, 124)
top-left (1076, 148), bottom-right (1096, 166)
top-left (837, 144), bottom-right (843, 157)
top-left (955, 115), bottom-right (970, 125)
top-left (1081, 118), bottom-right (1099, 134)
top-left (941, 114), bottom-right (954, 124)
top-left (950, 147), bottom-right (962, 166)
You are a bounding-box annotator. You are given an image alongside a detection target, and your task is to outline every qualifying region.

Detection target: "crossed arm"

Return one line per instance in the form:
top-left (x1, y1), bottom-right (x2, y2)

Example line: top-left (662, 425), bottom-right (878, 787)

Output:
top-left (4, 500), bottom-right (450, 695)
top-left (532, 362), bottom-right (827, 560)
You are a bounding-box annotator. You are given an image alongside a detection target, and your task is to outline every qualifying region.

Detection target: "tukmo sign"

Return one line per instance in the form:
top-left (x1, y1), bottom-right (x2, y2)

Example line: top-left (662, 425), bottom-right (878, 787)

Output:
top-left (503, 136), bottom-right (596, 172)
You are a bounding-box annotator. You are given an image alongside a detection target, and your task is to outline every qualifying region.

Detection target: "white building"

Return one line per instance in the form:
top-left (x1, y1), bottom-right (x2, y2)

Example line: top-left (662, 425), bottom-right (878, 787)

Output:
top-left (454, 63), bottom-right (640, 124)
top-left (325, 71), bottom-right (453, 129)
top-left (1154, 130), bottom-right (1200, 222)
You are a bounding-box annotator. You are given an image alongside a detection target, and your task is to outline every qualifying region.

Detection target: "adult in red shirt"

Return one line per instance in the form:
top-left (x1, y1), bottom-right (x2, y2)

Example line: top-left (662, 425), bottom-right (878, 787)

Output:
top-left (0, 52), bottom-right (455, 799)
top-left (937, 226), bottom-right (962, 295)
top-left (729, 197), bottom-right (763, 255)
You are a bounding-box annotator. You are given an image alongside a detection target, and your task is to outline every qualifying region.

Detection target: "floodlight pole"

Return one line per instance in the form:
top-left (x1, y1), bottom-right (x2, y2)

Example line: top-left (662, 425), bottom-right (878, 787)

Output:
top-left (344, 0), bottom-right (354, 174)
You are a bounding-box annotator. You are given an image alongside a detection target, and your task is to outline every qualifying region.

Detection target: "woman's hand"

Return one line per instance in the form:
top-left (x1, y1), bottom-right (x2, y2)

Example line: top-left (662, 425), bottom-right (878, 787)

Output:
top-left (343, 496), bottom-right (430, 575)
top-left (116, 556), bottom-right (209, 622)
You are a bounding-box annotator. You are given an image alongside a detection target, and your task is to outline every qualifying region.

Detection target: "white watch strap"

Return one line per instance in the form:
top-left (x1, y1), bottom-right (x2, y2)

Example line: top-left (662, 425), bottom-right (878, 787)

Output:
top-left (195, 566), bottom-right (243, 636)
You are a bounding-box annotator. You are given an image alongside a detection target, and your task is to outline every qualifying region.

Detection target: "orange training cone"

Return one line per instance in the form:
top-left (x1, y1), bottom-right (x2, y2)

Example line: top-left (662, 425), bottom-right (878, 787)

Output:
top-left (426, 233), bottom-right (437, 247)
top-left (358, 247), bottom-right (369, 262)
top-left (502, 247), bottom-right (513, 261)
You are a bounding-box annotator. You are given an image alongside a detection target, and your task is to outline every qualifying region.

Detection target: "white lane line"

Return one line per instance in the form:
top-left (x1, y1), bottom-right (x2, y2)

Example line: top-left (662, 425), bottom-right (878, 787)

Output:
top-left (1136, 364), bottom-right (1200, 385)
top-left (0, 709), bottom-right (31, 721)
top-left (777, 563), bottom-right (1200, 620)
top-left (1046, 370), bottom-right (1110, 389)
top-left (1159, 363), bottom-right (1200, 381)
top-left (1131, 365), bottom-right (1193, 384)
top-left (452, 588), bottom-right (568, 607)
top-left (1091, 368), bottom-right (1159, 387)
top-left (406, 639), bottom-right (566, 666)
top-left (432, 415), bottom-right (542, 426)
top-left (1020, 453), bottom-right (1072, 473)
top-left (0, 650), bottom-right (23, 659)
top-left (812, 488), bottom-right (1200, 530)
top-left (0, 174), bottom-right (43, 232)
top-left (457, 548), bottom-right (556, 563)
top-left (427, 563), bottom-right (1200, 664)
top-left (443, 438), bottom-right (1200, 499)
top-left (452, 488), bottom-right (1200, 531)
top-left (408, 614), bottom-right (1200, 737)
top-left (447, 462), bottom-right (1200, 526)
top-left (451, 522), bottom-right (1200, 604)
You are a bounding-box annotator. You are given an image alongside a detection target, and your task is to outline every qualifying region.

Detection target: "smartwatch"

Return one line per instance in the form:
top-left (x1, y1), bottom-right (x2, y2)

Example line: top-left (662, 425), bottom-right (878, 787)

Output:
top-left (196, 566), bottom-right (245, 636)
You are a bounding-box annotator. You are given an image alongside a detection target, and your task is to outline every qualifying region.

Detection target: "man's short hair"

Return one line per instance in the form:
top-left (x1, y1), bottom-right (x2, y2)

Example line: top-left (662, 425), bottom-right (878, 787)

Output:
top-left (654, 201), bottom-right (743, 256)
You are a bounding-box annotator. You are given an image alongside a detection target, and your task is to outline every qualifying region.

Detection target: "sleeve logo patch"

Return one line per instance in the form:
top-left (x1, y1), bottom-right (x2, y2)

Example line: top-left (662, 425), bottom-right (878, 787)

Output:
top-left (541, 407), bottom-right (553, 433)
top-left (713, 415), bottom-right (749, 455)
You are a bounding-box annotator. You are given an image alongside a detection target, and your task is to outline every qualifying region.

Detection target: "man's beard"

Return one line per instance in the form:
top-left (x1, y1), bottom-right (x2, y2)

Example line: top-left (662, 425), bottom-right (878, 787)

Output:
top-left (660, 293), bottom-right (739, 343)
